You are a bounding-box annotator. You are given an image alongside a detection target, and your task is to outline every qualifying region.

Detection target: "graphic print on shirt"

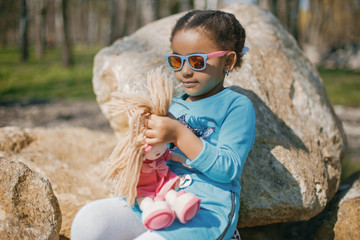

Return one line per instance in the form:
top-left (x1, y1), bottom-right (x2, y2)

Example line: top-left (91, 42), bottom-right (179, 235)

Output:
top-left (170, 114), bottom-right (214, 151)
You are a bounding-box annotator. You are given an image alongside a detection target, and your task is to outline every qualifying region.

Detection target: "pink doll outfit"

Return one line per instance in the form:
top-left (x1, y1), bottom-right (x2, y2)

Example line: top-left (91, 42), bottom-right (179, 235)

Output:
top-left (137, 148), bottom-right (179, 201)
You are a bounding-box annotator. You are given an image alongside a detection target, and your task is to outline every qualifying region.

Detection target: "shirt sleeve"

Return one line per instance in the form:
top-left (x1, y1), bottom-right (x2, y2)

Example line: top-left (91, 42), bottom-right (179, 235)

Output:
top-left (185, 97), bottom-right (256, 183)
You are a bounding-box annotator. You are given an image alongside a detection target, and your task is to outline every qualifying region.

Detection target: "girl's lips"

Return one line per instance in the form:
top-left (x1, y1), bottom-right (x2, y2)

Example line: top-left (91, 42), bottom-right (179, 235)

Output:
top-left (181, 81), bottom-right (198, 88)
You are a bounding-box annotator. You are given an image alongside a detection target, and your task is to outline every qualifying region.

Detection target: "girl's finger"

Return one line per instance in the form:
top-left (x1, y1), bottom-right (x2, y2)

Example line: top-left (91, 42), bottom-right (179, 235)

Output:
top-left (144, 128), bottom-right (156, 138)
top-left (144, 117), bottom-right (149, 128)
top-left (144, 137), bottom-right (158, 145)
top-left (147, 114), bottom-right (161, 129)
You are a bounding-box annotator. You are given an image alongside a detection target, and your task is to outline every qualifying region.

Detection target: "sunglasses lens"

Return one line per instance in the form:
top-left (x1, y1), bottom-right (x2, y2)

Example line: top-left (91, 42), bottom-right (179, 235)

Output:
top-left (168, 56), bottom-right (182, 70)
top-left (189, 55), bottom-right (205, 70)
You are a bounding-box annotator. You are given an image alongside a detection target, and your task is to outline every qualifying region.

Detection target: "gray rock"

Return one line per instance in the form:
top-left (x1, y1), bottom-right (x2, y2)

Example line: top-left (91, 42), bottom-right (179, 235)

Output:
top-left (0, 157), bottom-right (62, 240)
top-left (92, 3), bottom-right (346, 227)
top-left (0, 126), bottom-right (34, 153)
top-left (0, 127), bottom-right (117, 238)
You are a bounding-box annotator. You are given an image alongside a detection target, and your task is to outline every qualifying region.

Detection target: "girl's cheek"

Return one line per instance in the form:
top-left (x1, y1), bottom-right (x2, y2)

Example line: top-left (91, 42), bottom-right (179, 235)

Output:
top-left (174, 72), bottom-right (182, 82)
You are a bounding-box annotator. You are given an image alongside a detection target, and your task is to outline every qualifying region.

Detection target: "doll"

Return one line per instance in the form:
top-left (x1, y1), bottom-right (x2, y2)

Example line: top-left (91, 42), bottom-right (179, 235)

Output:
top-left (104, 68), bottom-right (200, 230)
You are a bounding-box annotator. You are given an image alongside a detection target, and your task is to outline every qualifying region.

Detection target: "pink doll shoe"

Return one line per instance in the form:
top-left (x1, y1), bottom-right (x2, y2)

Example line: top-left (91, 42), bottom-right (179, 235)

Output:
top-left (142, 201), bottom-right (175, 230)
top-left (167, 190), bottom-right (201, 224)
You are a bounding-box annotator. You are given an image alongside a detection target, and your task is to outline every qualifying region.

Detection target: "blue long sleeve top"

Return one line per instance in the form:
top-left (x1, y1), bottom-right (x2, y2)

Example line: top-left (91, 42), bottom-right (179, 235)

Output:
top-left (169, 87), bottom-right (255, 194)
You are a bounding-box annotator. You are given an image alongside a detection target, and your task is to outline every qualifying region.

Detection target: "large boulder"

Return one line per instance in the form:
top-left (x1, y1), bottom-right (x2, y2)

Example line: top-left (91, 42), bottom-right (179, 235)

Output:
top-left (0, 126), bottom-right (116, 239)
top-left (92, 3), bottom-right (346, 227)
top-left (0, 156), bottom-right (61, 240)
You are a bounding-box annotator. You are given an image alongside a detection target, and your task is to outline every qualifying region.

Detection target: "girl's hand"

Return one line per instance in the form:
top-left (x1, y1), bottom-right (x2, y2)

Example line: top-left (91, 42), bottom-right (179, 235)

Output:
top-left (144, 114), bottom-right (179, 145)
top-left (144, 114), bottom-right (203, 161)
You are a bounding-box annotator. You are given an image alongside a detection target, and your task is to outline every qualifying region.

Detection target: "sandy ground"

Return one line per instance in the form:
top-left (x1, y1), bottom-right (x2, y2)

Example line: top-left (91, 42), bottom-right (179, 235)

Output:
top-left (0, 101), bottom-right (359, 164)
top-left (0, 100), bottom-right (113, 132)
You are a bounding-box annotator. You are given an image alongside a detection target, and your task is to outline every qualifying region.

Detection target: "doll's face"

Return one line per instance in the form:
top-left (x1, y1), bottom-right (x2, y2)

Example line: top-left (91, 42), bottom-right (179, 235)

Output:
top-left (144, 143), bottom-right (168, 160)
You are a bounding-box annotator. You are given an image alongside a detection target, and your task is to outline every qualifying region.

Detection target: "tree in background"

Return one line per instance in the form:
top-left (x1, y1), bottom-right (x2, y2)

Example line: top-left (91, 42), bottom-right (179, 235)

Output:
top-left (55, 0), bottom-right (73, 66)
top-left (35, 0), bottom-right (48, 59)
top-left (108, 0), bottom-right (192, 45)
top-left (20, 0), bottom-right (29, 62)
top-left (27, 0), bottom-right (49, 59)
top-left (300, 0), bottom-right (360, 49)
top-left (258, 0), bottom-right (299, 41)
top-left (298, 0), bottom-right (360, 68)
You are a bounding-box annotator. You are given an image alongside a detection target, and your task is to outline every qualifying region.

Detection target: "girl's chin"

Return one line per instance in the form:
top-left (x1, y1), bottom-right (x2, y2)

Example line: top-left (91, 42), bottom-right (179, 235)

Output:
top-left (184, 90), bottom-right (201, 96)
top-left (184, 91), bottom-right (208, 101)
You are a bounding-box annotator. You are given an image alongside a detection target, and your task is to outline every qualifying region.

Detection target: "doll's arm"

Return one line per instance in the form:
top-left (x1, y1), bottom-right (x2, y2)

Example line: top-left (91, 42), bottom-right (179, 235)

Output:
top-left (170, 151), bottom-right (185, 163)
top-left (170, 151), bottom-right (192, 168)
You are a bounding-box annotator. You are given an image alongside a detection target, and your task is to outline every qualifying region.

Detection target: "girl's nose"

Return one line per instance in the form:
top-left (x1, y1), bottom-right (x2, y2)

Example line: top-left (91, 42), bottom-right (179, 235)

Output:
top-left (181, 60), bottom-right (193, 77)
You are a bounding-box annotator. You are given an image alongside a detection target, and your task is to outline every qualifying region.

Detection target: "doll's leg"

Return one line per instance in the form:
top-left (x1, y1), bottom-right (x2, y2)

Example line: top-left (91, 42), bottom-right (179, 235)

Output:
top-left (165, 189), bottom-right (200, 224)
top-left (137, 197), bottom-right (175, 230)
top-left (71, 197), bottom-right (146, 240)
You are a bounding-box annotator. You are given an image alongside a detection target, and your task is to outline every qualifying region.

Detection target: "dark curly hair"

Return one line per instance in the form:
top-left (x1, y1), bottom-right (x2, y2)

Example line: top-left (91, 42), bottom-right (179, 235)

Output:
top-left (170, 10), bottom-right (246, 68)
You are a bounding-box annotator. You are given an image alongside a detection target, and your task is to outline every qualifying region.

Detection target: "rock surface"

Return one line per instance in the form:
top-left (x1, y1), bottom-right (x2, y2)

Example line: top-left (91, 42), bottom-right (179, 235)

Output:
top-left (0, 156), bottom-right (62, 240)
top-left (92, 3), bottom-right (346, 226)
top-left (314, 172), bottom-right (360, 240)
top-left (238, 172), bottom-right (360, 240)
top-left (0, 126), bottom-right (116, 239)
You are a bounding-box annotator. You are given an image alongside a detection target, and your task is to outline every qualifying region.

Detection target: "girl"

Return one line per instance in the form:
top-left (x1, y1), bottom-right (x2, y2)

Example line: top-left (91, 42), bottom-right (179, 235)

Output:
top-left (71, 9), bottom-right (255, 240)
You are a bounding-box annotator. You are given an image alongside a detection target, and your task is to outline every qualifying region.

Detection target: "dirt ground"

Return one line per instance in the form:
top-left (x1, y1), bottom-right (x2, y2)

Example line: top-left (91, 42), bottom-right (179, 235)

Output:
top-left (0, 100), bottom-right (113, 132)
top-left (1, 100), bottom-right (359, 164)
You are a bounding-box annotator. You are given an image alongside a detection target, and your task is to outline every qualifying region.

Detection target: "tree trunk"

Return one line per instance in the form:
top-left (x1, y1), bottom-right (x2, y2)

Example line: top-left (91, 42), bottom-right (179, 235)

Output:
top-left (87, 1), bottom-right (97, 45)
top-left (56, 0), bottom-right (73, 67)
top-left (275, 0), bottom-right (299, 41)
top-left (108, 0), bottom-right (118, 45)
top-left (34, 0), bottom-right (48, 59)
top-left (178, 0), bottom-right (192, 12)
top-left (20, 0), bottom-right (29, 62)
top-left (117, 0), bottom-right (127, 38)
top-left (139, 0), bottom-right (156, 26)
top-left (194, 0), bottom-right (219, 9)
top-left (0, 0), bottom-right (15, 47)
top-left (123, 0), bottom-right (137, 35)
top-left (276, 0), bottom-right (287, 27)
top-left (157, 0), bottom-right (171, 18)
top-left (80, 0), bottom-right (89, 45)
top-left (287, 0), bottom-right (299, 41)
top-left (258, 0), bottom-right (276, 13)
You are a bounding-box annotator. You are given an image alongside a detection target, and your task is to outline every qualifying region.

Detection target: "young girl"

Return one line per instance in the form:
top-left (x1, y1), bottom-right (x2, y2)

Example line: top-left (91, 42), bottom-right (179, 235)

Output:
top-left (71, 9), bottom-right (255, 240)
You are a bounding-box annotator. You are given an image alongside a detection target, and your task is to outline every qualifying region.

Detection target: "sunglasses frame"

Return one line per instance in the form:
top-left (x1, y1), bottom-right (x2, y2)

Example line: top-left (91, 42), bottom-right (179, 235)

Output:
top-left (165, 50), bottom-right (230, 71)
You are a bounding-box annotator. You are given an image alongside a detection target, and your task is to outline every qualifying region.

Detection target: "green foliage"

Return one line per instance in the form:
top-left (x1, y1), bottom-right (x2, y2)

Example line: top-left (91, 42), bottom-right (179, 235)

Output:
top-left (341, 155), bottom-right (360, 181)
top-left (0, 46), bottom-right (101, 103)
top-left (318, 67), bottom-right (360, 107)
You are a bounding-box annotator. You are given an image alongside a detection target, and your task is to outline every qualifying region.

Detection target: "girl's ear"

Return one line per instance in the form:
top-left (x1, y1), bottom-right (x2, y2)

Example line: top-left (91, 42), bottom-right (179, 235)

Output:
top-left (225, 51), bottom-right (237, 71)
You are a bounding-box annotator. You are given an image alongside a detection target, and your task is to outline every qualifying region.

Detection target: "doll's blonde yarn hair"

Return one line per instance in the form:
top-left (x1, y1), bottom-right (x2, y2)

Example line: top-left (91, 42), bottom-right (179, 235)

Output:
top-left (104, 67), bottom-right (173, 206)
